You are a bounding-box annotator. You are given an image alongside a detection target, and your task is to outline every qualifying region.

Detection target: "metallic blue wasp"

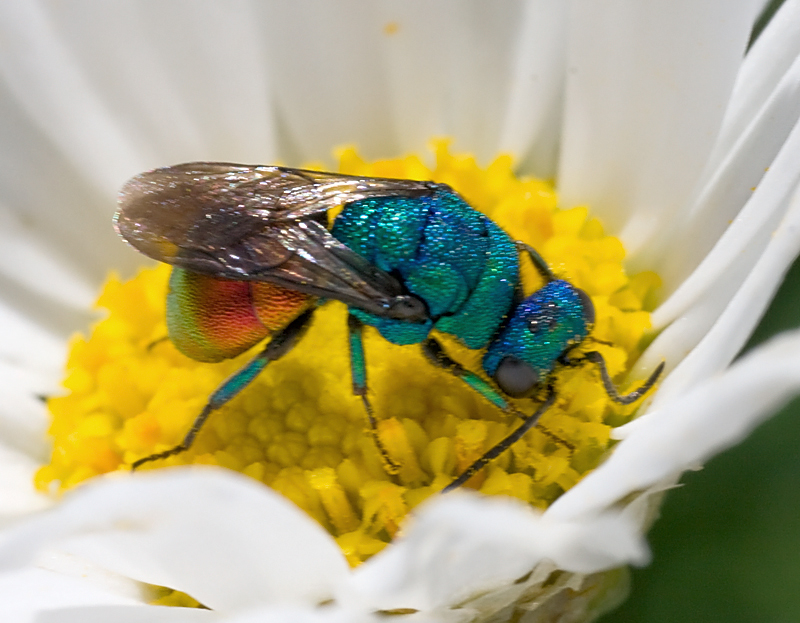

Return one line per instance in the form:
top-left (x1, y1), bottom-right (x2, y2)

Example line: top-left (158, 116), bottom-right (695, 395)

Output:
top-left (115, 163), bottom-right (663, 491)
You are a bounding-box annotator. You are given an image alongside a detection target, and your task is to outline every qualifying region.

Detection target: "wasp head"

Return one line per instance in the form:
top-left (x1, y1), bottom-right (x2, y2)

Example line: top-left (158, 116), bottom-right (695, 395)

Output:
top-left (482, 280), bottom-right (594, 398)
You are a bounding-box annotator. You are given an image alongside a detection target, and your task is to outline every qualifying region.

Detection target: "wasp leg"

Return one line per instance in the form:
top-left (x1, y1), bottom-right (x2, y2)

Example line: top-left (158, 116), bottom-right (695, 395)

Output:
top-left (147, 335), bottom-right (170, 351)
top-left (515, 240), bottom-right (556, 282)
top-left (347, 314), bottom-right (401, 476)
top-left (585, 337), bottom-right (614, 348)
top-left (421, 336), bottom-right (564, 489)
top-left (422, 337), bottom-right (512, 413)
top-left (534, 425), bottom-right (576, 454)
top-left (442, 385), bottom-right (557, 493)
top-left (131, 308), bottom-right (315, 471)
top-left (584, 351), bottom-right (665, 405)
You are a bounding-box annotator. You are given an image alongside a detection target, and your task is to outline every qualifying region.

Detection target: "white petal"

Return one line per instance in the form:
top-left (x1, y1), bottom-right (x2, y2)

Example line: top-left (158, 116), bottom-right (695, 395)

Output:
top-left (648, 177), bottom-right (800, 400)
top-left (0, 305), bottom-right (63, 461)
top-left (558, 0), bottom-right (762, 258)
top-left (497, 0), bottom-right (568, 178)
top-left (74, 0), bottom-right (279, 165)
top-left (259, 1), bottom-right (562, 166)
top-left (0, 203), bottom-right (96, 312)
top-left (375, 0), bottom-right (525, 163)
top-left (0, 0), bottom-right (148, 197)
top-left (0, 469), bottom-right (350, 614)
top-left (344, 492), bottom-right (647, 612)
top-left (546, 329), bottom-right (800, 520)
top-left (707, 0), bottom-right (800, 174)
top-left (640, 143), bottom-right (800, 388)
top-left (0, 288), bottom-right (70, 465)
top-left (255, 1), bottom-right (390, 165)
top-left (0, 442), bottom-right (51, 516)
top-left (0, 305), bottom-right (64, 392)
top-left (36, 605), bottom-right (217, 623)
top-left (226, 605), bottom-right (377, 623)
top-left (0, 0), bottom-right (281, 199)
top-left (0, 555), bottom-right (144, 623)
top-left (651, 15), bottom-right (800, 318)
top-left (0, 99), bottom-right (135, 292)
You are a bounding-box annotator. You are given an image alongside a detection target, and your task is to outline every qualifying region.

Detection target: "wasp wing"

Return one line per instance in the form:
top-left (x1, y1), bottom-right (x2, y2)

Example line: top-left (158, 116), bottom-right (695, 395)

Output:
top-left (115, 162), bottom-right (441, 317)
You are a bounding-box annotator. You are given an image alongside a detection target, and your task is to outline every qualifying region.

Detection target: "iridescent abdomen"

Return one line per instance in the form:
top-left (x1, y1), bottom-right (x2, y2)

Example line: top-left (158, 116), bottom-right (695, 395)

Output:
top-left (331, 190), bottom-right (519, 349)
top-left (167, 268), bottom-right (313, 362)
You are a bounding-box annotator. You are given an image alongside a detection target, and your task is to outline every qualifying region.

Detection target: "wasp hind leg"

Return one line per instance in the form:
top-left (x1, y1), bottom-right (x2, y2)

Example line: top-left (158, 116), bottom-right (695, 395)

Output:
top-left (347, 314), bottom-right (401, 476)
top-left (131, 308), bottom-right (315, 471)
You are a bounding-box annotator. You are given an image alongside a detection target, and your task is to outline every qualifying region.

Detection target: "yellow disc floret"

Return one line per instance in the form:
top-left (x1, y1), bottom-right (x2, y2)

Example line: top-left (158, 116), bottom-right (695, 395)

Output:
top-left (37, 141), bottom-right (661, 567)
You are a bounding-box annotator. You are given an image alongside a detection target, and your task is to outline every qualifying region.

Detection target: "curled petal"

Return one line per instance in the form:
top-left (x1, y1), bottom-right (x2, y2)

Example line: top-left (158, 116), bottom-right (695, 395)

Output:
top-left (345, 492), bottom-right (648, 612)
top-left (647, 178), bottom-right (800, 399)
top-left (0, 558), bottom-right (144, 622)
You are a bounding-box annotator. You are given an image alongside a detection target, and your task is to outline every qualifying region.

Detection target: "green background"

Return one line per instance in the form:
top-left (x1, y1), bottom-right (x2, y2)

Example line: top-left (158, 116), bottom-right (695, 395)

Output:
top-left (602, 254), bottom-right (800, 622)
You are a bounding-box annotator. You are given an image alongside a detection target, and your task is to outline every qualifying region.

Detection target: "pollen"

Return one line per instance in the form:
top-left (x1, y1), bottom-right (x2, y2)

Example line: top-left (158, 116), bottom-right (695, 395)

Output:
top-left (37, 140), bottom-right (661, 566)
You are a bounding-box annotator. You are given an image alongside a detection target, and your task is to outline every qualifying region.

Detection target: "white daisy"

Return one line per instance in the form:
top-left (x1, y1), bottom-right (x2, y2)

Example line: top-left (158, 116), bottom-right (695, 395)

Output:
top-left (0, 1), bottom-right (799, 622)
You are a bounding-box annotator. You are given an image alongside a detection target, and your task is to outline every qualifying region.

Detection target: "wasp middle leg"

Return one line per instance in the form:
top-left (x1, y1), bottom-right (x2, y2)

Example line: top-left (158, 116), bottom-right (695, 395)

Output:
top-left (347, 314), bottom-right (401, 476)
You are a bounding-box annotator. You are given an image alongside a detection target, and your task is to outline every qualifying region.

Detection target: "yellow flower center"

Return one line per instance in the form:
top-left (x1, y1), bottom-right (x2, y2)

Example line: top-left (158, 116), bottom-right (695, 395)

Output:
top-left (37, 141), bottom-right (661, 567)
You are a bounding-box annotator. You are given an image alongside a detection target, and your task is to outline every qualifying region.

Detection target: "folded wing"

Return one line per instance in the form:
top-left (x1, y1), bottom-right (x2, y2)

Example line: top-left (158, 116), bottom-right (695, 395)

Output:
top-left (115, 162), bottom-right (440, 318)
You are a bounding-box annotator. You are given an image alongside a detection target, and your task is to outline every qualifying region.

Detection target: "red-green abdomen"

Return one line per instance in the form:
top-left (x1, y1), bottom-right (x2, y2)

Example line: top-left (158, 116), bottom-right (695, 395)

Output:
top-left (167, 268), bottom-right (314, 362)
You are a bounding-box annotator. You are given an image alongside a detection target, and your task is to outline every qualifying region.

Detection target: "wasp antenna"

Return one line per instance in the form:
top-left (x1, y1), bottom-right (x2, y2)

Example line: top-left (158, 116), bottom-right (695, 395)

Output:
top-left (585, 351), bottom-right (664, 405)
top-left (515, 241), bottom-right (556, 282)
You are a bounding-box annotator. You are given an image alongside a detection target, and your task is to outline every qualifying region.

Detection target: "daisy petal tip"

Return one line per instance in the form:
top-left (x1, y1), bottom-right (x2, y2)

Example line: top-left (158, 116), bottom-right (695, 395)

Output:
top-left (1, 467), bottom-right (351, 612)
top-left (348, 491), bottom-right (647, 613)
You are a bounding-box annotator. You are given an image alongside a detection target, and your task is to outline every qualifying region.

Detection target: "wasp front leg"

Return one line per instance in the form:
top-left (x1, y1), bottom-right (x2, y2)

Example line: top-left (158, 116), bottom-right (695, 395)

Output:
top-left (131, 308), bottom-right (315, 470)
top-left (421, 336), bottom-right (512, 413)
top-left (441, 386), bottom-right (557, 493)
top-left (421, 336), bottom-right (562, 491)
top-left (515, 240), bottom-right (556, 282)
top-left (347, 314), bottom-right (401, 475)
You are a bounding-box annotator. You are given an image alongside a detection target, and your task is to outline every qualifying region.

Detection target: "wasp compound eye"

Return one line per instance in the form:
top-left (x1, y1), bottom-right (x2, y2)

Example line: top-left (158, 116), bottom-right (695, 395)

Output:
top-left (494, 356), bottom-right (540, 398)
top-left (575, 288), bottom-right (595, 325)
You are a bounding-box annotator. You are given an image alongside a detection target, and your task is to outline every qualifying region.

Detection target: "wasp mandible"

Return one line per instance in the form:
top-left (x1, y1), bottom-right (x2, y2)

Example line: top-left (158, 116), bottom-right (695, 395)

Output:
top-left (115, 163), bottom-right (663, 491)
